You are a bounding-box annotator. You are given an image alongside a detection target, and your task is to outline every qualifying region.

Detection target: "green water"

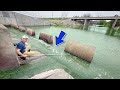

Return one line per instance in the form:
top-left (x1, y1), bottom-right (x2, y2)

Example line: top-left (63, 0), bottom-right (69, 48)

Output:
top-left (0, 26), bottom-right (120, 79)
top-left (89, 26), bottom-right (108, 34)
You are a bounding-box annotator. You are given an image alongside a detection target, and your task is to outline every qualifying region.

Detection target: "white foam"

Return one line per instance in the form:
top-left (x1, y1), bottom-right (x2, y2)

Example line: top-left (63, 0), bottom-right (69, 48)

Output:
top-left (105, 72), bottom-right (107, 75)
top-left (98, 74), bottom-right (101, 76)
top-left (111, 77), bottom-right (114, 79)
top-left (55, 50), bottom-right (59, 53)
top-left (52, 49), bottom-right (55, 52)
top-left (94, 77), bottom-right (100, 79)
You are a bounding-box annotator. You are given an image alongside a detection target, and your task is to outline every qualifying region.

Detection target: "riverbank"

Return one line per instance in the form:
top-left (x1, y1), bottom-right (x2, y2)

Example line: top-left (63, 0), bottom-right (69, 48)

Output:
top-left (105, 27), bottom-right (120, 38)
top-left (40, 18), bottom-right (83, 29)
top-left (113, 27), bottom-right (120, 37)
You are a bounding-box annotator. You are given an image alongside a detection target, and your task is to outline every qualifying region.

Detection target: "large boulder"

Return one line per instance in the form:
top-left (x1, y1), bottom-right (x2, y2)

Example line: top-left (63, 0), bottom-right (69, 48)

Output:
top-left (18, 26), bottom-right (26, 32)
top-left (0, 28), bottom-right (20, 70)
top-left (0, 24), bottom-right (8, 30)
top-left (30, 69), bottom-right (74, 79)
top-left (10, 23), bottom-right (19, 29)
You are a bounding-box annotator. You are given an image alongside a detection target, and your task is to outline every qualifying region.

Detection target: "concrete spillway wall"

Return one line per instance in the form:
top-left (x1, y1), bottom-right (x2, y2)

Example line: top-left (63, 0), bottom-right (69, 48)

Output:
top-left (0, 11), bottom-right (51, 26)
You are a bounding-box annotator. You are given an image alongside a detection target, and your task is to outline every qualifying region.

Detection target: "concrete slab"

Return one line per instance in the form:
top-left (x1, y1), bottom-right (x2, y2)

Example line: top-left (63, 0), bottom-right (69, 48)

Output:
top-left (30, 69), bottom-right (74, 79)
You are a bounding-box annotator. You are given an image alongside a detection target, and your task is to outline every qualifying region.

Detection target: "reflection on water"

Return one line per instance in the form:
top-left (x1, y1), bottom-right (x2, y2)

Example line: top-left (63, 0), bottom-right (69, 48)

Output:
top-left (89, 26), bottom-right (108, 34)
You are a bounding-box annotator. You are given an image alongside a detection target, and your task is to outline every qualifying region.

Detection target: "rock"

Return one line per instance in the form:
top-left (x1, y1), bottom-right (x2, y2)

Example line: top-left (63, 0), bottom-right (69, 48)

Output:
top-left (30, 69), bottom-right (74, 79)
top-left (0, 28), bottom-right (20, 70)
top-left (10, 23), bottom-right (19, 29)
top-left (18, 26), bottom-right (26, 32)
top-left (0, 24), bottom-right (8, 30)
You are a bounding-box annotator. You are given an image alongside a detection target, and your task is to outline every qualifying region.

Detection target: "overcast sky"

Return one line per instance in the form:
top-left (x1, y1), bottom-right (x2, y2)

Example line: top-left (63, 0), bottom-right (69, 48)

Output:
top-left (13, 11), bottom-right (120, 18)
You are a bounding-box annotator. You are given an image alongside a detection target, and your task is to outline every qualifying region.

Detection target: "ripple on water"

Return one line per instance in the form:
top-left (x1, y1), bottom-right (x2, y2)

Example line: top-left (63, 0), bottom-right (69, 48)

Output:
top-left (60, 53), bottom-right (63, 57)
top-left (52, 49), bottom-right (55, 52)
top-left (111, 77), bottom-right (114, 79)
top-left (94, 77), bottom-right (100, 79)
top-left (105, 72), bottom-right (107, 75)
top-left (69, 59), bottom-right (72, 62)
top-left (98, 74), bottom-right (102, 78)
top-left (64, 57), bottom-right (66, 60)
top-left (44, 43), bottom-right (48, 46)
top-left (55, 50), bottom-right (59, 53)
top-left (48, 46), bottom-right (53, 50)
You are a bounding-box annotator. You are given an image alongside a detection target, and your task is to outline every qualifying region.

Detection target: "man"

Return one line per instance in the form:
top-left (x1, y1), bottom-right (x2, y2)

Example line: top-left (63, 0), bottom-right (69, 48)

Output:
top-left (16, 35), bottom-right (29, 60)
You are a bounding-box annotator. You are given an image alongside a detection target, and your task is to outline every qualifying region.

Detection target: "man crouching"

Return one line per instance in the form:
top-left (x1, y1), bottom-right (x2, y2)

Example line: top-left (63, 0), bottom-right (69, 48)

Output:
top-left (16, 35), bottom-right (29, 60)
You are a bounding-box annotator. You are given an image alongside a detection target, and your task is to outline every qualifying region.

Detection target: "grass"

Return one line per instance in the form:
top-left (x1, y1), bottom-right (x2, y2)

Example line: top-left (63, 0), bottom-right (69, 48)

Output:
top-left (105, 28), bottom-right (111, 35)
top-left (39, 18), bottom-right (68, 20)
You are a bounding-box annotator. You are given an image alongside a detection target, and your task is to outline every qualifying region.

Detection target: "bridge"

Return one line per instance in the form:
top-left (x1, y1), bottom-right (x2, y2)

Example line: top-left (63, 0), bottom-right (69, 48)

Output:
top-left (71, 16), bottom-right (120, 20)
top-left (71, 16), bottom-right (120, 35)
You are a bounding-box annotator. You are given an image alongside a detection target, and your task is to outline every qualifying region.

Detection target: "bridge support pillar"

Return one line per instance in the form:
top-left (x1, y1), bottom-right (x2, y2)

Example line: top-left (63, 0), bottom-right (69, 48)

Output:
top-left (83, 19), bottom-right (90, 30)
top-left (109, 19), bottom-right (118, 36)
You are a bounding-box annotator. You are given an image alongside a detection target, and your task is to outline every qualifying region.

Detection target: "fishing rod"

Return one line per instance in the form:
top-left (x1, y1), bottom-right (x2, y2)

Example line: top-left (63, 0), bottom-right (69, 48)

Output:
top-left (39, 53), bottom-right (69, 56)
top-left (15, 34), bottom-right (69, 56)
top-left (23, 35), bottom-right (68, 56)
top-left (26, 36), bottom-right (68, 56)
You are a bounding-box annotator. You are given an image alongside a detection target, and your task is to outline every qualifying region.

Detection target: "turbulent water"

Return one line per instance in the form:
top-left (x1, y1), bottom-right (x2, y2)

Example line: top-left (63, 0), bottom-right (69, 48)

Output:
top-left (1, 26), bottom-right (120, 79)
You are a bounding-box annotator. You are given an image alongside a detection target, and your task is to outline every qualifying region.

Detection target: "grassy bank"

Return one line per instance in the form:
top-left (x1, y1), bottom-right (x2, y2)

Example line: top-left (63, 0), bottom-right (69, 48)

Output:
top-left (113, 27), bottom-right (120, 37)
top-left (53, 23), bottom-right (84, 30)
top-left (97, 20), bottom-right (120, 37)
top-left (39, 18), bottom-right (68, 20)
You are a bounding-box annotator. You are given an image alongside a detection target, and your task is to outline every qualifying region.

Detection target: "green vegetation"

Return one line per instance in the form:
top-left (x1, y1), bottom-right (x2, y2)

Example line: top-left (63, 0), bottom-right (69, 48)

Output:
top-left (53, 22), bottom-right (83, 30)
top-left (97, 20), bottom-right (120, 37)
top-left (53, 22), bottom-right (64, 26)
top-left (97, 20), bottom-right (117, 28)
top-left (83, 26), bottom-right (89, 30)
top-left (117, 27), bottom-right (120, 34)
top-left (114, 27), bottom-right (120, 37)
top-left (39, 18), bottom-right (68, 20)
top-left (73, 25), bottom-right (83, 29)
top-left (97, 20), bottom-right (108, 27)
top-left (105, 28), bottom-right (111, 35)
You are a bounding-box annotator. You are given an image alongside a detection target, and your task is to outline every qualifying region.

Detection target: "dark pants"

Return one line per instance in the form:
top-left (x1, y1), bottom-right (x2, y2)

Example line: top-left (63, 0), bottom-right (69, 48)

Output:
top-left (18, 54), bottom-right (26, 60)
top-left (17, 50), bottom-right (30, 60)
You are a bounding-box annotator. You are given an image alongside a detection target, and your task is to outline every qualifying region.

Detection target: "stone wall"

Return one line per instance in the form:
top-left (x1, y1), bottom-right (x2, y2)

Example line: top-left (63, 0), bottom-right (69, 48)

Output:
top-left (0, 11), bottom-right (51, 26)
